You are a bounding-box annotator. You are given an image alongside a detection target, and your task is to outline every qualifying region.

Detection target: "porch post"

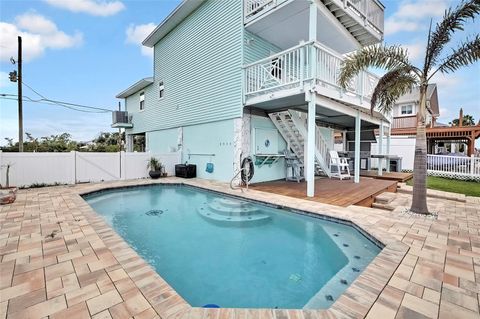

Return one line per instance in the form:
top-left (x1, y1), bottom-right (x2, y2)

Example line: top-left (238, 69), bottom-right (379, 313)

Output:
top-left (126, 134), bottom-right (133, 152)
top-left (342, 130), bottom-right (347, 151)
top-left (306, 0), bottom-right (317, 198)
top-left (309, 0), bottom-right (317, 41)
top-left (378, 121), bottom-right (384, 176)
top-left (307, 93), bottom-right (316, 197)
top-left (354, 111), bottom-right (361, 183)
top-left (386, 125), bottom-right (391, 172)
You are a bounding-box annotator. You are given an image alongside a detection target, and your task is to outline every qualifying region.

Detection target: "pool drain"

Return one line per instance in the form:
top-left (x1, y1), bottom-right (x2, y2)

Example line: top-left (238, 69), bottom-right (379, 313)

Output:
top-left (145, 209), bottom-right (164, 216)
top-left (325, 295), bottom-right (334, 301)
top-left (289, 273), bottom-right (302, 282)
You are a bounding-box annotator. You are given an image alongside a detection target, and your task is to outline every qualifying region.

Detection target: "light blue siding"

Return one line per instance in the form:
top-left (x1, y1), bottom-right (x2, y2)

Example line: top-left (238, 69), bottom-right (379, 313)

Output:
top-left (146, 128), bottom-right (178, 153)
top-left (244, 30), bottom-right (281, 65)
top-left (182, 119), bottom-right (235, 182)
top-left (249, 115), bottom-right (287, 183)
top-left (129, 0), bottom-right (243, 135)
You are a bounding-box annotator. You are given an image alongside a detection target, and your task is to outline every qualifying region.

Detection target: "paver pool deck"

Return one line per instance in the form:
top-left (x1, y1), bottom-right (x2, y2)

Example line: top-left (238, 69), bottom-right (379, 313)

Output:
top-left (0, 177), bottom-right (479, 319)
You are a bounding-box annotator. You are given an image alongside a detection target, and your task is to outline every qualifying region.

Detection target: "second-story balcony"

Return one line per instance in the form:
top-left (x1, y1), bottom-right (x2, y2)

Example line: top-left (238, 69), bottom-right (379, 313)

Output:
top-left (111, 111), bottom-right (133, 128)
top-left (243, 41), bottom-right (380, 113)
top-left (244, 0), bottom-right (384, 50)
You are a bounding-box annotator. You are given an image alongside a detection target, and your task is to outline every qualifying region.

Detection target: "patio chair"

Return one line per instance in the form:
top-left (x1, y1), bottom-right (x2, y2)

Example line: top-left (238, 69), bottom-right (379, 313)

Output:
top-left (329, 150), bottom-right (351, 180)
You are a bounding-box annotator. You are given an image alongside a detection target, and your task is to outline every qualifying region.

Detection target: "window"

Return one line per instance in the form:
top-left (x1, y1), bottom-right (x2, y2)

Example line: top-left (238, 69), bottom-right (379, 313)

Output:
top-left (139, 92), bottom-right (145, 110)
top-left (159, 81), bottom-right (164, 99)
top-left (401, 104), bottom-right (413, 115)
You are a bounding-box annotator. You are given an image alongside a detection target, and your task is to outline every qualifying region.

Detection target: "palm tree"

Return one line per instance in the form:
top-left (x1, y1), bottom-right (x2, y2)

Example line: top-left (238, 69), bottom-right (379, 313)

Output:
top-left (338, 0), bottom-right (480, 214)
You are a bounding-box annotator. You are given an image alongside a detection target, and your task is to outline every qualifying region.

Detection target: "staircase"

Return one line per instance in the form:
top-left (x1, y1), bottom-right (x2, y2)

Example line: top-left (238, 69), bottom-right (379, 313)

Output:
top-left (320, 0), bottom-right (383, 47)
top-left (269, 110), bottom-right (331, 178)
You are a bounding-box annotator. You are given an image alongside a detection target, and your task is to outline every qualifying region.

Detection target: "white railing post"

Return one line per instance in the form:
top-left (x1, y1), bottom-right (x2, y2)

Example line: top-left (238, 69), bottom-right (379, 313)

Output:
top-left (471, 155), bottom-right (475, 178)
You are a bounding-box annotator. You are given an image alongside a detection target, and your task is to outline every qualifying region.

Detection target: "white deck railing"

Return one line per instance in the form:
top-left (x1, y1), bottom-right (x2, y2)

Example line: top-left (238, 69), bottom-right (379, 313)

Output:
top-left (427, 154), bottom-right (480, 180)
top-left (244, 0), bottom-right (384, 33)
top-left (244, 41), bottom-right (380, 106)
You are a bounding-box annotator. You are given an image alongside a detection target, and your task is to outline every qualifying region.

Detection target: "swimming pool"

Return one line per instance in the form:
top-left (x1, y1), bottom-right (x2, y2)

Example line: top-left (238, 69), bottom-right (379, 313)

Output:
top-left (84, 184), bottom-right (381, 309)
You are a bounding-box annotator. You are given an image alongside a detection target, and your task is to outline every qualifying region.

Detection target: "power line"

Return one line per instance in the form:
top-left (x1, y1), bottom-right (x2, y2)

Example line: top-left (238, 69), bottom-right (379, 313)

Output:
top-left (0, 93), bottom-right (113, 113)
top-left (0, 94), bottom-right (112, 113)
top-left (20, 81), bottom-right (114, 112)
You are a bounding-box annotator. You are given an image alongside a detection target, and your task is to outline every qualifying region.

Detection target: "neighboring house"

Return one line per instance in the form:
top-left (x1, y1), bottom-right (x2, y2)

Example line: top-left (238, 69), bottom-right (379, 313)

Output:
top-left (371, 85), bottom-right (480, 170)
top-left (114, 0), bottom-right (387, 196)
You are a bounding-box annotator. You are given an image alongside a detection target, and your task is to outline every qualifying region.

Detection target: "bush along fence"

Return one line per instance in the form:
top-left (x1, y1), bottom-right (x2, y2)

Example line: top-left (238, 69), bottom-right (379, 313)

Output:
top-left (0, 151), bottom-right (181, 188)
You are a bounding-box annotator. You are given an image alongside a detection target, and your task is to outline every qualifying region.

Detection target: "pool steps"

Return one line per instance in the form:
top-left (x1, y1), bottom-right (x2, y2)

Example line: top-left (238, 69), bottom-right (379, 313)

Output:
top-left (198, 198), bottom-right (270, 222)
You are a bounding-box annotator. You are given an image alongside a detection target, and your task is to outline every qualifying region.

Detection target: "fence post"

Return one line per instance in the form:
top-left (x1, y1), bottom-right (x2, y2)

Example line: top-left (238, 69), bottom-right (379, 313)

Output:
top-left (71, 151), bottom-right (77, 184)
top-left (471, 155), bottom-right (475, 178)
top-left (120, 151), bottom-right (126, 180)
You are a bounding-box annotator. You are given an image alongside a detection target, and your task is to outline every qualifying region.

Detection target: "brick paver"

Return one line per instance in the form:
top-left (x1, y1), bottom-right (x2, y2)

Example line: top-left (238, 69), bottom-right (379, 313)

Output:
top-left (1, 178), bottom-right (479, 318)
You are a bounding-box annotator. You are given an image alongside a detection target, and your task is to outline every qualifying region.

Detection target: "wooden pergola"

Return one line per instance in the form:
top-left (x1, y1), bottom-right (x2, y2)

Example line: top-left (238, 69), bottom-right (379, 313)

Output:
top-left (391, 125), bottom-right (480, 156)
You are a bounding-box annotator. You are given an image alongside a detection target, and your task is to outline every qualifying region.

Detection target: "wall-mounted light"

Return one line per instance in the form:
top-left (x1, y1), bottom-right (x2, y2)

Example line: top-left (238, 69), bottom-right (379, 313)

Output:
top-left (245, 38), bottom-right (255, 46)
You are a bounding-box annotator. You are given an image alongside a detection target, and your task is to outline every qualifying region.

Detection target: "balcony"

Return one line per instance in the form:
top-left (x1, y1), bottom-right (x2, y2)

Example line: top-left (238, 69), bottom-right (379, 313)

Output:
top-left (392, 115), bottom-right (417, 129)
top-left (244, 0), bottom-right (384, 49)
top-left (111, 111), bottom-right (133, 128)
top-left (243, 41), bottom-right (380, 112)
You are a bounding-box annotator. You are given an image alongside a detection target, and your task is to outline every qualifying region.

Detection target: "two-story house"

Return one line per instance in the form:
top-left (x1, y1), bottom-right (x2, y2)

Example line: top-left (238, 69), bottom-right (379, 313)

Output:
top-left (114, 0), bottom-right (388, 197)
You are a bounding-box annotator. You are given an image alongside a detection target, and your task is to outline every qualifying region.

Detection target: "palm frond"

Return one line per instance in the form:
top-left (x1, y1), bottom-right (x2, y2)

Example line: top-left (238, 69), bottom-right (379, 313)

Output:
top-left (432, 35), bottom-right (480, 75)
top-left (339, 45), bottom-right (413, 89)
top-left (370, 66), bottom-right (418, 115)
top-left (424, 0), bottom-right (480, 74)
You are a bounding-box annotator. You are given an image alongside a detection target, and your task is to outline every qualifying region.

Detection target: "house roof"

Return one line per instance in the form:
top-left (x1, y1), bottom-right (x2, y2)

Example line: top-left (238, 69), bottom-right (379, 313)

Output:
top-left (395, 84), bottom-right (436, 104)
top-left (142, 0), bottom-right (205, 48)
top-left (116, 77), bottom-right (154, 98)
top-left (395, 84), bottom-right (440, 117)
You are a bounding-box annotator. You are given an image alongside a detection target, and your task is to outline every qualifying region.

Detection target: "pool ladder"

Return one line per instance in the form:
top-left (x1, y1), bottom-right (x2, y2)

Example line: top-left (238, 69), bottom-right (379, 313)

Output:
top-left (230, 167), bottom-right (250, 191)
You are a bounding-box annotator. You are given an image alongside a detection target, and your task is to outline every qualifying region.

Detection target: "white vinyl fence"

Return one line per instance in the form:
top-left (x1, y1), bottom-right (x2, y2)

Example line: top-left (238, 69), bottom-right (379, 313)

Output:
top-left (0, 151), bottom-right (181, 188)
top-left (427, 154), bottom-right (480, 181)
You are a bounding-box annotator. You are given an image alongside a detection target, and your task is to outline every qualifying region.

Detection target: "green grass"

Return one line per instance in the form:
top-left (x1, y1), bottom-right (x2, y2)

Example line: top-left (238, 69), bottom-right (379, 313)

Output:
top-left (407, 176), bottom-right (480, 197)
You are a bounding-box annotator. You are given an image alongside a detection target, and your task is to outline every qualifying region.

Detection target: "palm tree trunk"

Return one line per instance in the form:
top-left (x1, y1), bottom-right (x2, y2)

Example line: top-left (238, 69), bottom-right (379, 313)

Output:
top-left (410, 85), bottom-right (429, 214)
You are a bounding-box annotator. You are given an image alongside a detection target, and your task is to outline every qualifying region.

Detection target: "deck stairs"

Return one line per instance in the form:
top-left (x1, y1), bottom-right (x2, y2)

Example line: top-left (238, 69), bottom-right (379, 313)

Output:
top-left (268, 110), bottom-right (331, 178)
top-left (320, 0), bottom-right (378, 46)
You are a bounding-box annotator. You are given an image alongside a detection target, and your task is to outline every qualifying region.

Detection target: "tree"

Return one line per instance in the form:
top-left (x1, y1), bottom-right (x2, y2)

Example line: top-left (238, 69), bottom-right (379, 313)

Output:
top-left (339, 0), bottom-right (480, 214)
top-left (450, 114), bottom-right (476, 126)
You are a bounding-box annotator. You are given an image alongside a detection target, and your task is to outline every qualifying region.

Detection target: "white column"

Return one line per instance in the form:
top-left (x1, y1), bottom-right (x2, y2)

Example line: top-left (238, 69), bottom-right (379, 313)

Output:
top-left (354, 111), bottom-right (361, 183)
top-left (386, 125), bottom-right (391, 172)
top-left (378, 121), bottom-right (384, 176)
top-left (309, 0), bottom-right (317, 40)
top-left (126, 134), bottom-right (133, 152)
top-left (306, 0), bottom-right (317, 197)
top-left (342, 131), bottom-right (347, 151)
top-left (306, 93), bottom-right (316, 197)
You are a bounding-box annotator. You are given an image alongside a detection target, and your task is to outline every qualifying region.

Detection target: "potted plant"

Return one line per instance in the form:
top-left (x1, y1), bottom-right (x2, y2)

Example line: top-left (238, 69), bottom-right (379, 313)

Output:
top-left (147, 157), bottom-right (163, 179)
top-left (0, 163), bottom-right (17, 205)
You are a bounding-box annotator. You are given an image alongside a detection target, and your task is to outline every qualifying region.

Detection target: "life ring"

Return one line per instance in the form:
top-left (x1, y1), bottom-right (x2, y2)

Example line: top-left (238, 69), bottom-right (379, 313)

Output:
top-left (241, 157), bottom-right (254, 183)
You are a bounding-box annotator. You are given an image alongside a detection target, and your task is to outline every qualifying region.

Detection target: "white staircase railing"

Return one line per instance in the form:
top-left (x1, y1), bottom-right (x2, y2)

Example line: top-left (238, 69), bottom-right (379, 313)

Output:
top-left (269, 110), bottom-right (331, 178)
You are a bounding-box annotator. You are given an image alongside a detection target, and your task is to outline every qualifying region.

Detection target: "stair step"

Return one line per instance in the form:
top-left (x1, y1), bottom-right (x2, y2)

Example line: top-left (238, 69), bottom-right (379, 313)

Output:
top-left (374, 192), bottom-right (396, 204)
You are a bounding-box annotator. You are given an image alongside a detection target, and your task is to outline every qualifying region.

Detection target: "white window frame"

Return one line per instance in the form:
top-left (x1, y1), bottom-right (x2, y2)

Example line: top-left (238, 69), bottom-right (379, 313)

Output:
top-left (158, 81), bottom-right (165, 100)
top-left (401, 104), bottom-right (413, 115)
top-left (139, 92), bottom-right (145, 111)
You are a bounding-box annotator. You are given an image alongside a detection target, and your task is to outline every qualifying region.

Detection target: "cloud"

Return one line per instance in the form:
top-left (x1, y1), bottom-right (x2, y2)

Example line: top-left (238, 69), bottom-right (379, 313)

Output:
top-left (0, 13), bottom-right (83, 62)
top-left (403, 42), bottom-right (425, 61)
top-left (43, 0), bottom-right (125, 17)
top-left (385, 0), bottom-right (450, 36)
top-left (125, 23), bottom-right (156, 57)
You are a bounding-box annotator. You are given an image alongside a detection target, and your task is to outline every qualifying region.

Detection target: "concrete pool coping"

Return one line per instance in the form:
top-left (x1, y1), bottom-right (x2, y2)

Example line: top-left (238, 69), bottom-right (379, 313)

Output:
top-left (2, 177), bottom-right (479, 318)
top-left (78, 178), bottom-right (408, 318)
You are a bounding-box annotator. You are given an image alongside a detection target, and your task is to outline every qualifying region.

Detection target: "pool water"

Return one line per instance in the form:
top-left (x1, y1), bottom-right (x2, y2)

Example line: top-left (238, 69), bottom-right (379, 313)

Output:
top-left (84, 185), bottom-right (381, 309)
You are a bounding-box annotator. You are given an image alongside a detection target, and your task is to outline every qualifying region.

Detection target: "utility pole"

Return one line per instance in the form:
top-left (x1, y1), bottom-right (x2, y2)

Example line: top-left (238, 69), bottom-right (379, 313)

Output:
top-left (18, 36), bottom-right (23, 152)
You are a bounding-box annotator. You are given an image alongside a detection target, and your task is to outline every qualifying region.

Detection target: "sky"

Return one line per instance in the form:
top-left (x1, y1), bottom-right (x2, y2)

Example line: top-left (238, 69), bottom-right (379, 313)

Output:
top-left (0, 0), bottom-right (479, 145)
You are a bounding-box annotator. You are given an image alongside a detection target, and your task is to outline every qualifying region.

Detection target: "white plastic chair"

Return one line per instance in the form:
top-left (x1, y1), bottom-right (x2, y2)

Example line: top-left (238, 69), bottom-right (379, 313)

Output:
top-left (329, 150), bottom-right (351, 180)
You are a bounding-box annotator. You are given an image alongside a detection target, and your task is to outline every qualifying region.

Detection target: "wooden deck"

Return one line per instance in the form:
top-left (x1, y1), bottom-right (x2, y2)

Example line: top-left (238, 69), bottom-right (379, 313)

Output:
top-left (360, 170), bottom-right (413, 182)
top-left (249, 177), bottom-right (398, 207)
